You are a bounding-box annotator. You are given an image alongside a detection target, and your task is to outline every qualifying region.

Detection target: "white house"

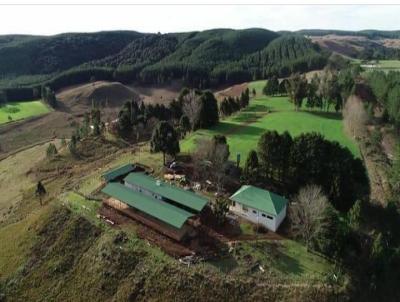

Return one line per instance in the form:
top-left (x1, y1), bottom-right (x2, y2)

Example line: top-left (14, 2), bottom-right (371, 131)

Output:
top-left (229, 185), bottom-right (288, 232)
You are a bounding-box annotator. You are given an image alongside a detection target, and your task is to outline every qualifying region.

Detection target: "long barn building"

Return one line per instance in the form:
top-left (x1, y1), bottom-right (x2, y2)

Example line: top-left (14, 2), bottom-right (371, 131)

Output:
top-left (101, 170), bottom-right (208, 241)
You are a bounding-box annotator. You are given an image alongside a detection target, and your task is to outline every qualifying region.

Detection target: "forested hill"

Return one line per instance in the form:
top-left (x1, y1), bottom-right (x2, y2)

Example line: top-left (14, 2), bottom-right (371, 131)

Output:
top-left (297, 29), bottom-right (400, 39)
top-left (0, 28), bottom-right (329, 92)
top-left (0, 31), bottom-right (143, 77)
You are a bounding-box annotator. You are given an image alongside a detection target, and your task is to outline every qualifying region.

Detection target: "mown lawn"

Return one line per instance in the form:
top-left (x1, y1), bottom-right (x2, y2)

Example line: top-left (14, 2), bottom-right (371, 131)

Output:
top-left (0, 100), bottom-right (50, 124)
top-left (181, 95), bottom-right (359, 164)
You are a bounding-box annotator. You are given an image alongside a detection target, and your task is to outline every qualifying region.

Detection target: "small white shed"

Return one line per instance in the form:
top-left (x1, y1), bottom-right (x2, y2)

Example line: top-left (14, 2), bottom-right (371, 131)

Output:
top-left (229, 185), bottom-right (288, 232)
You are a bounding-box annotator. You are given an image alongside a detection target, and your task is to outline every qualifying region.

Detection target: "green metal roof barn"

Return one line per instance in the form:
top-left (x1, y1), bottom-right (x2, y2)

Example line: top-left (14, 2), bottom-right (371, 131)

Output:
top-left (102, 182), bottom-right (193, 229)
top-left (102, 164), bottom-right (135, 182)
top-left (124, 172), bottom-right (208, 212)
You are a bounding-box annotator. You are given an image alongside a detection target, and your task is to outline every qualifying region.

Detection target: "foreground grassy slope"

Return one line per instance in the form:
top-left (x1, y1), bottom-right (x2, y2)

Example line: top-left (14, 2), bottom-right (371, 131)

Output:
top-left (0, 100), bottom-right (50, 124)
top-left (1, 206), bottom-right (335, 302)
top-left (181, 95), bottom-right (359, 163)
top-left (0, 139), bottom-right (340, 301)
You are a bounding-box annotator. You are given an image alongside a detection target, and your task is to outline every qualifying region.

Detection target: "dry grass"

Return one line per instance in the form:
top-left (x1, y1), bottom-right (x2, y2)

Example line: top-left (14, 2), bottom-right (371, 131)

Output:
top-left (128, 81), bottom-right (181, 105)
top-left (0, 139), bottom-right (61, 217)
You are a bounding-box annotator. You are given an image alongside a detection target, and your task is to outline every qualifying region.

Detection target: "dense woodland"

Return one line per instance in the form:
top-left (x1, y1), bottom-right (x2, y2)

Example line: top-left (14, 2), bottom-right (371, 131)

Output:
top-left (0, 29), bottom-right (329, 96)
top-left (2, 28), bottom-right (400, 99)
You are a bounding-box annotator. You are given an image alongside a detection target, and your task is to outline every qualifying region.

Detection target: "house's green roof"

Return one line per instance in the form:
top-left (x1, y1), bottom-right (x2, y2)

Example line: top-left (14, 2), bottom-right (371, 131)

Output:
top-left (230, 185), bottom-right (287, 216)
top-left (102, 164), bottom-right (135, 182)
top-left (101, 182), bottom-right (193, 229)
top-left (124, 173), bottom-right (208, 212)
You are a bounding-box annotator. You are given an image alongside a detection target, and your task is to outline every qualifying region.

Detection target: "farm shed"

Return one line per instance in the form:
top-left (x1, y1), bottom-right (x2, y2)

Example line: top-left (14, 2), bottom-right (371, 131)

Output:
top-left (229, 185), bottom-right (288, 232)
top-left (102, 164), bottom-right (136, 182)
top-left (123, 172), bottom-right (209, 213)
top-left (102, 182), bottom-right (194, 241)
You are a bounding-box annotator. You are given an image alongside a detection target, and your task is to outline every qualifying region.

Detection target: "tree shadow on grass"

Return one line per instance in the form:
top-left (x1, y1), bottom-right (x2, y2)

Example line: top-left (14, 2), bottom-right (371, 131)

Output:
top-left (259, 242), bottom-right (304, 276)
top-left (305, 110), bottom-right (343, 121)
top-left (242, 104), bottom-right (270, 113)
top-left (214, 121), bottom-right (267, 137)
top-left (208, 256), bottom-right (239, 273)
top-left (272, 250), bottom-right (304, 276)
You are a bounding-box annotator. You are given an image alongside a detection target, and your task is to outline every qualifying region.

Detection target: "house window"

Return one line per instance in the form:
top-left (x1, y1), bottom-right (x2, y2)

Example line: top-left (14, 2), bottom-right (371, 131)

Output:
top-left (252, 210), bottom-right (257, 214)
top-left (242, 205), bottom-right (248, 212)
top-left (261, 213), bottom-right (266, 217)
top-left (267, 215), bottom-right (273, 220)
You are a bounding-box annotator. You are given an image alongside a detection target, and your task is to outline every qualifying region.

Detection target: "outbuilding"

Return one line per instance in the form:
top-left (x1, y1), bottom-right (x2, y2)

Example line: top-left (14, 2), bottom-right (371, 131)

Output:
top-left (229, 185), bottom-right (288, 232)
top-left (101, 164), bottom-right (136, 183)
top-left (101, 172), bottom-right (209, 241)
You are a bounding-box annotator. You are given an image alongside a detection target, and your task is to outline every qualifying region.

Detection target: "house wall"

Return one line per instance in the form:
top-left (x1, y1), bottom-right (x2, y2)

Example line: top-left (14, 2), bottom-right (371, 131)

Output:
top-left (229, 202), bottom-right (286, 232)
top-left (274, 205), bottom-right (287, 230)
top-left (124, 181), bottom-right (163, 200)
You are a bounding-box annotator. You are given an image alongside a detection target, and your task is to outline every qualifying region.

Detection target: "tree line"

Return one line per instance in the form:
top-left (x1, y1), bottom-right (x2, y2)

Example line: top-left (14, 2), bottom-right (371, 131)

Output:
top-left (366, 70), bottom-right (400, 131)
top-left (242, 130), bottom-right (369, 212)
top-left (219, 89), bottom-right (250, 116)
top-left (263, 66), bottom-right (359, 112)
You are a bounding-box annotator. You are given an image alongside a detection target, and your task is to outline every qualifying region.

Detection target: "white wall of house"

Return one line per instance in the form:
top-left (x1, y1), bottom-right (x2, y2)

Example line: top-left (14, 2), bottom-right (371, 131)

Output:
top-left (275, 205), bottom-right (287, 230)
top-left (124, 182), bottom-right (163, 200)
top-left (229, 202), bottom-right (286, 232)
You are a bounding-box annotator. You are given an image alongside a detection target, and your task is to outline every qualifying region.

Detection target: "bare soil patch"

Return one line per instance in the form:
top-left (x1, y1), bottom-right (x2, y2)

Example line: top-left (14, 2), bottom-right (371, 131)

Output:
top-left (0, 81), bottom-right (183, 155)
top-left (128, 80), bottom-right (182, 105)
top-left (215, 82), bottom-right (249, 101)
top-left (57, 81), bottom-right (140, 109)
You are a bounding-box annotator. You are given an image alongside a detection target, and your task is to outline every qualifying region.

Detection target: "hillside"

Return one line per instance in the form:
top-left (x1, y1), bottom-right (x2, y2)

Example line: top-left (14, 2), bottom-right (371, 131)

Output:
top-left (0, 31), bottom-right (142, 77)
top-left (243, 35), bottom-right (327, 78)
top-left (0, 138), bottom-right (338, 302)
top-left (0, 29), bottom-right (329, 91)
top-left (57, 81), bottom-right (140, 108)
top-left (298, 30), bottom-right (400, 59)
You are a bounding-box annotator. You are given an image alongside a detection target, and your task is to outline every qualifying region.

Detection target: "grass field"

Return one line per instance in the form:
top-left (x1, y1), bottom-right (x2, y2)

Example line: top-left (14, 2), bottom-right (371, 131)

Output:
top-left (355, 59), bottom-right (400, 72)
top-left (181, 95), bottom-right (359, 164)
top-left (0, 140), bottom-right (61, 216)
top-left (248, 79), bottom-right (266, 96)
top-left (209, 239), bottom-right (333, 280)
top-left (0, 100), bottom-right (50, 124)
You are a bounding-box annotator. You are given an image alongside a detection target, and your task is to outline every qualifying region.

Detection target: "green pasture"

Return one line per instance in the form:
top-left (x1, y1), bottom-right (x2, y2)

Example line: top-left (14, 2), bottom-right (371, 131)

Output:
top-left (181, 95), bottom-right (359, 164)
top-left (355, 59), bottom-right (400, 72)
top-left (0, 100), bottom-right (50, 124)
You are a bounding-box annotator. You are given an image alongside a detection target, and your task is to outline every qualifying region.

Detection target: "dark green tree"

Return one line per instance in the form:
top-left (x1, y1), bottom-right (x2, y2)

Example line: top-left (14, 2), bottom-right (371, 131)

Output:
top-left (258, 130), bottom-right (284, 179)
top-left (348, 199), bottom-right (363, 229)
top-left (91, 108), bottom-right (102, 136)
top-left (285, 73), bottom-right (308, 110)
top-left (306, 74), bottom-right (320, 109)
top-left (46, 143), bottom-right (58, 158)
top-left (35, 181), bottom-right (47, 206)
top-left (242, 150), bottom-right (259, 184)
top-left (389, 145), bottom-right (400, 195)
top-left (179, 115), bottom-right (191, 137)
top-left (150, 121), bottom-right (180, 165)
top-left (81, 112), bottom-right (90, 137)
top-left (68, 134), bottom-right (78, 156)
top-left (41, 86), bottom-right (57, 108)
top-left (198, 91), bottom-right (219, 129)
top-left (263, 76), bottom-right (279, 96)
top-left (212, 197), bottom-right (231, 226)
